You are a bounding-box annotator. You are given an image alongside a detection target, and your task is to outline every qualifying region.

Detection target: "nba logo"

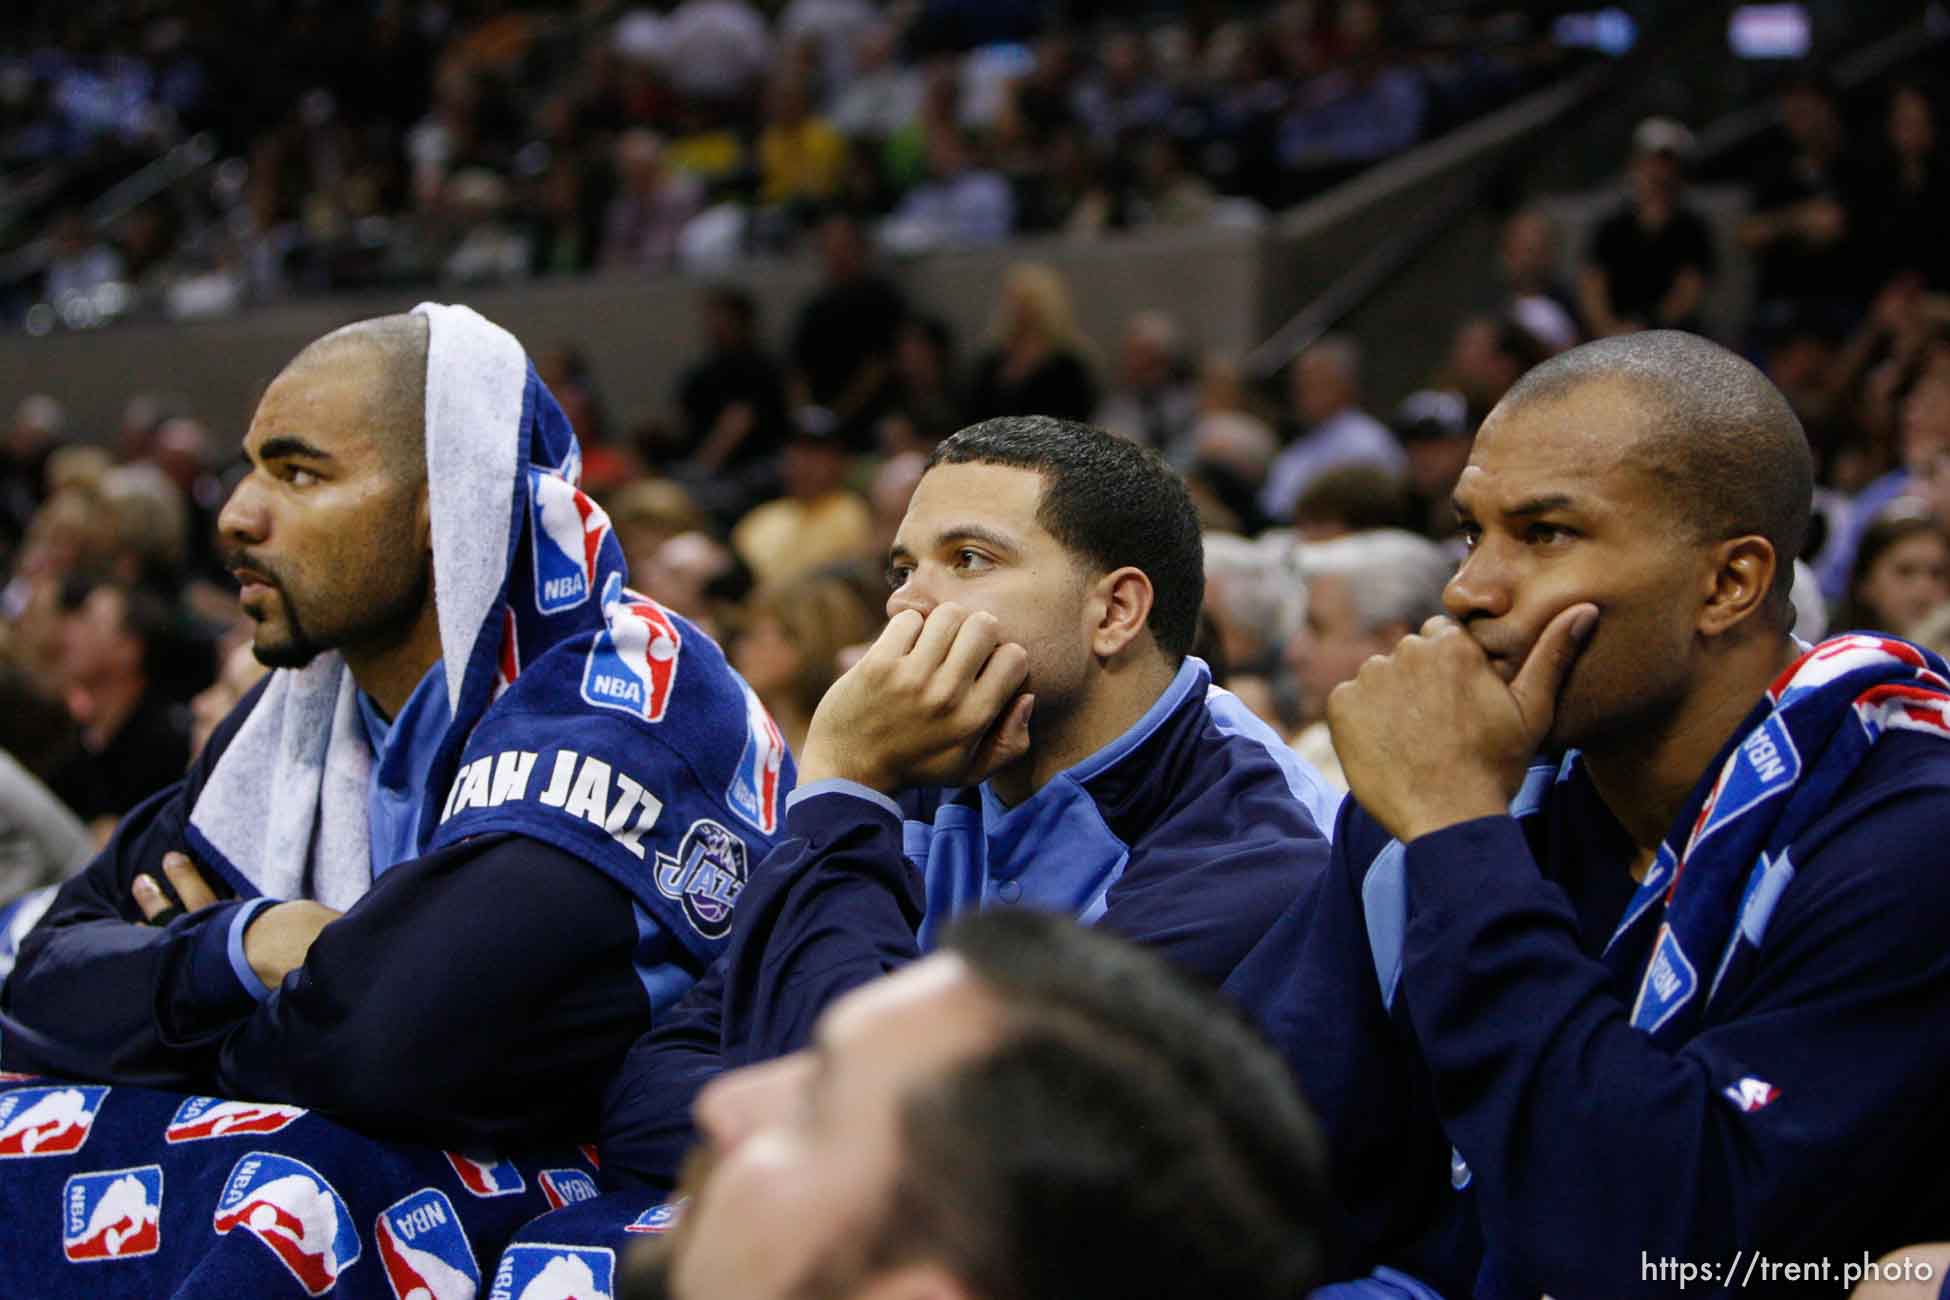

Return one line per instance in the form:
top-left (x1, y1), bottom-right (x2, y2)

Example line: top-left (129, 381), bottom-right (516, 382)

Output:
top-left (488, 1244), bottom-right (615, 1300)
top-left (213, 1152), bottom-right (362, 1297)
top-left (531, 470), bottom-right (610, 616)
top-left (624, 1200), bottom-right (686, 1235)
top-left (540, 1168), bottom-right (601, 1212)
top-left (62, 1166), bottom-right (162, 1262)
top-left (375, 1188), bottom-right (480, 1300)
top-left (446, 1150), bottom-right (526, 1198)
top-left (0, 1084), bottom-right (109, 1158)
top-left (726, 681), bottom-right (785, 834)
top-left (166, 1096), bottom-right (306, 1143)
top-left (582, 574), bottom-right (683, 723)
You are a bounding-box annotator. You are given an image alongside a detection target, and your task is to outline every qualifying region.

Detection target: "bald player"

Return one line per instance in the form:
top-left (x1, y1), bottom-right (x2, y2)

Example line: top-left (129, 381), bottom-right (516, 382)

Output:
top-left (0, 310), bottom-right (789, 1146)
top-left (1229, 332), bottom-right (1950, 1297)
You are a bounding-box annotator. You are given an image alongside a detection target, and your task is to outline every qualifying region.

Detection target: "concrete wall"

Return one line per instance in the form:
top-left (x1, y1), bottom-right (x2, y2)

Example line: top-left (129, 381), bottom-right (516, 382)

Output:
top-left (1, 224), bottom-right (1269, 447)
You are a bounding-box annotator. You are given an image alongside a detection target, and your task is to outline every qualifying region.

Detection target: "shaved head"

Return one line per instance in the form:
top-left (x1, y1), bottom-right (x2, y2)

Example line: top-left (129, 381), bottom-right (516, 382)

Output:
top-left (1498, 330), bottom-right (1813, 621)
top-left (286, 313), bottom-right (430, 484)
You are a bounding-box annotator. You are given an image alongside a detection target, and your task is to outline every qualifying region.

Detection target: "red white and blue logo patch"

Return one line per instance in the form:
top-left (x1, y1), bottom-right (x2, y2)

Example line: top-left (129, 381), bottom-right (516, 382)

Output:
top-left (624, 1199), bottom-right (687, 1235)
top-left (445, 1151), bottom-right (526, 1198)
top-left (530, 470), bottom-right (610, 616)
top-left (62, 1165), bottom-right (162, 1262)
top-left (375, 1188), bottom-right (479, 1300)
top-left (213, 1152), bottom-right (362, 1297)
top-left (582, 574), bottom-right (682, 723)
top-left (165, 1097), bottom-right (307, 1144)
top-left (1724, 1076), bottom-right (1781, 1113)
top-left (0, 1084), bottom-right (109, 1158)
top-left (489, 1243), bottom-right (615, 1300)
top-left (540, 1168), bottom-right (602, 1212)
top-left (727, 681), bottom-right (785, 834)
top-left (654, 818), bottom-right (749, 941)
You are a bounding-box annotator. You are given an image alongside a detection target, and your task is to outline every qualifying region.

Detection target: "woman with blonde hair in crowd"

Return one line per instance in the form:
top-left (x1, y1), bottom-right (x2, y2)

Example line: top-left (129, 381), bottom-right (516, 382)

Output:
top-left (967, 262), bottom-right (1099, 422)
top-left (730, 573), bottom-right (882, 756)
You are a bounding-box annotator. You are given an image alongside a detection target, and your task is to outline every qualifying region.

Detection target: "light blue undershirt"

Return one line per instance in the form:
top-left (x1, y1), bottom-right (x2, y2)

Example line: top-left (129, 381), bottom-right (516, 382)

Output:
top-left (226, 659), bottom-right (450, 1002)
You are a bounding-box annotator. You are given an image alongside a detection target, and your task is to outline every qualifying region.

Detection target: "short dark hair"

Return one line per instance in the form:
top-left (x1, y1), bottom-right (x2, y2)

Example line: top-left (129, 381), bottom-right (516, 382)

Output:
top-left (1293, 463), bottom-right (1411, 534)
top-left (293, 313), bottom-right (429, 486)
top-left (1499, 330), bottom-right (1813, 624)
top-left (861, 909), bottom-right (1331, 1300)
top-left (927, 417), bottom-right (1205, 661)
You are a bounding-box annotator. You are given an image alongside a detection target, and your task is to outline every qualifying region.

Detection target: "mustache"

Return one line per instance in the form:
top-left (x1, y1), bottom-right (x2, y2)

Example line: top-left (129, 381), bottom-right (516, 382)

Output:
top-left (222, 546), bottom-right (286, 590)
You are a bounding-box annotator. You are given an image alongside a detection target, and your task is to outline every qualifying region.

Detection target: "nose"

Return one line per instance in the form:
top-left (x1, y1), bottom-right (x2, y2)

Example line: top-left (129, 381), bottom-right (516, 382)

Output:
top-left (692, 1054), bottom-right (813, 1156)
top-left (886, 568), bottom-right (938, 620)
top-left (216, 475), bottom-right (269, 552)
top-left (1444, 540), bottom-right (1513, 623)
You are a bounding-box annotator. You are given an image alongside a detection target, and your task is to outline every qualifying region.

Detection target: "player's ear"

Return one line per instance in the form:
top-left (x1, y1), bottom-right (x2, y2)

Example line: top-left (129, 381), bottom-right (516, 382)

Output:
top-left (1698, 534), bottom-right (1775, 639)
top-left (1090, 565), bottom-right (1155, 659)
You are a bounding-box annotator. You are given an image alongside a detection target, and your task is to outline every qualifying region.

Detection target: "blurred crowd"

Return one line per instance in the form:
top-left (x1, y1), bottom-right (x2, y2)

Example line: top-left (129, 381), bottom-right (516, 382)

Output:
top-left (0, 0), bottom-right (1560, 328)
top-left (1, 21), bottom-right (1948, 910)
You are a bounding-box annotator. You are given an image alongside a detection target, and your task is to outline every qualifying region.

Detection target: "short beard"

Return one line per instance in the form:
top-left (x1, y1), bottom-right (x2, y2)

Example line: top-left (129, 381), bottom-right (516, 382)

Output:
top-left (250, 592), bottom-right (324, 670)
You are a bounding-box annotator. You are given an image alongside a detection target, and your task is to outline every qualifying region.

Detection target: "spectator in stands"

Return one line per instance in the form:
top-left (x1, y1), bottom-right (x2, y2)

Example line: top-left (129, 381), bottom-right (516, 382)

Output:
top-left (188, 638), bottom-right (266, 763)
top-left (1291, 464), bottom-right (1413, 542)
top-left (1283, 528), bottom-right (1453, 791)
top-left (1127, 129), bottom-right (1220, 229)
top-left (732, 574), bottom-right (881, 756)
top-left (1444, 314), bottom-right (1552, 429)
top-left (883, 124), bottom-right (1016, 251)
top-left (778, 0), bottom-right (875, 100)
top-left (0, 308), bottom-right (792, 1148)
top-left (1836, 508), bottom-right (1950, 639)
top-left (607, 479), bottom-right (711, 582)
top-left (602, 417), bottom-right (1341, 1189)
top-left (829, 19), bottom-right (922, 141)
top-left (1072, 28), bottom-right (1175, 148)
top-left (40, 209), bottom-right (126, 308)
top-left (1260, 335), bottom-right (1405, 524)
top-left (757, 73), bottom-right (848, 212)
top-left (672, 285), bottom-right (792, 483)
top-left (600, 130), bottom-right (705, 271)
top-left (1820, 365), bottom-right (1950, 602)
top-left (731, 415), bottom-right (871, 587)
top-left (882, 315), bottom-right (965, 449)
top-left (1094, 310), bottom-right (1198, 453)
top-left (639, 530), bottom-right (748, 642)
top-left (790, 213), bottom-right (909, 449)
top-left (1580, 117), bottom-right (1717, 338)
top-left (1277, 0), bottom-right (1425, 175)
top-left (1858, 83), bottom-right (1950, 295)
top-left (1393, 388), bottom-right (1475, 538)
top-left (1494, 208), bottom-right (1583, 350)
top-left (1229, 330), bottom-right (1950, 1295)
top-left (1739, 71), bottom-right (1861, 346)
top-left (660, 0), bottom-right (773, 109)
top-left (45, 577), bottom-right (193, 839)
top-left (0, 396), bottom-right (65, 559)
top-left (966, 263), bottom-right (1099, 423)
top-left (621, 910), bottom-right (1331, 1300)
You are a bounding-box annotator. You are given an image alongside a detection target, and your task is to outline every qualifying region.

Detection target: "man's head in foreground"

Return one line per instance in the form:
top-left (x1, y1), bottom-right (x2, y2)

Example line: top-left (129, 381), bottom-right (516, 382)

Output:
top-left (1447, 329), bottom-right (1812, 752)
top-left (624, 909), bottom-right (1330, 1300)
top-left (217, 314), bottom-right (435, 685)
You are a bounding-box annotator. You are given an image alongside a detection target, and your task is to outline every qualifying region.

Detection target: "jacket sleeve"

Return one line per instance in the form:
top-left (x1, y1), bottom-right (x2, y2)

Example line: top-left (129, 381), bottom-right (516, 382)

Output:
top-left (0, 764), bottom-right (236, 1085)
top-left (1398, 797), bottom-right (1950, 1295)
top-left (598, 779), bottom-right (925, 1188)
top-left (4, 813), bottom-right (650, 1147)
top-left (208, 831), bottom-right (648, 1148)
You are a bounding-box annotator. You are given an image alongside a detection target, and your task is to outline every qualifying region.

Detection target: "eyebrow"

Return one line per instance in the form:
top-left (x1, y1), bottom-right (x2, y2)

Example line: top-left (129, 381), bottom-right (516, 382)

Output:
top-left (888, 523), bottom-right (1022, 565)
top-left (255, 435), bottom-right (335, 464)
top-left (1453, 492), bottom-right (1579, 520)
